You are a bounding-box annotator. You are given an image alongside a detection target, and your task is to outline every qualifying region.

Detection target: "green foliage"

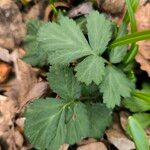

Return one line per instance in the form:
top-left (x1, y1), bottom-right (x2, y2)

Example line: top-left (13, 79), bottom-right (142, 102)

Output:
top-left (23, 7), bottom-right (150, 149)
top-left (133, 113), bottom-right (150, 129)
top-left (124, 89), bottom-right (150, 112)
top-left (127, 116), bottom-right (149, 150)
top-left (47, 66), bottom-right (81, 99)
top-left (25, 67), bottom-right (112, 150)
top-left (100, 66), bottom-right (133, 108)
top-left (23, 20), bottom-right (47, 67)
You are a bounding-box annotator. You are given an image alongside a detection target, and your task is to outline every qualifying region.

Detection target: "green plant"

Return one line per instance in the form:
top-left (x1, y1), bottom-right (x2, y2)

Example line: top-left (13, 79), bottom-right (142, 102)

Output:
top-left (23, 0), bottom-right (150, 149)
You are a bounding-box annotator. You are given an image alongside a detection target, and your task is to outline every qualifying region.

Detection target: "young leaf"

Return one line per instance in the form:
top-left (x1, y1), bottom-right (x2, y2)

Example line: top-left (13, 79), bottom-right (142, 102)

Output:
top-left (37, 17), bottom-right (92, 64)
top-left (25, 99), bottom-right (90, 150)
top-left (75, 55), bottom-right (105, 85)
top-left (100, 66), bottom-right (133, 108)
top-left (87, 11), bottom-right (112, 54)
top-left (127, 116), bottom-right (149, 150)
top-left (109, 23), bottom-right (128, 63)
top-left (23, 20), bottom-right (47, 66)
top-left (87, 103), bottom-right (112, 138)
top-left (133, 113), bottom-right (150, 129)
top-left (123, 96), bottom-right (150, 112)
top-left (109, 30), bottom-right (150, 48)
top-left (47, 66), bottom-right (81, 100)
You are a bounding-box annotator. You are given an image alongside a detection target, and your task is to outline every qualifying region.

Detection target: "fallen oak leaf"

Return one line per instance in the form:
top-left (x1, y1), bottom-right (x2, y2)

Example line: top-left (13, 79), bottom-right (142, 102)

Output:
top-left (135, 3), bottom-right (150, 76)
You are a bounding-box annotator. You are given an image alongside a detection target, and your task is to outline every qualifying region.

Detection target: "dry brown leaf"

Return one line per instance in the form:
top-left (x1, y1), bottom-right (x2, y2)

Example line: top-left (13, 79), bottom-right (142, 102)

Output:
top-left (135, 3), bottom-right (150, 76)
top-left (23, 1), bottom-right (44, 21)
top-left (14, 130), bottom-right (24, 147)
top-left (0, 62), bottom-right (12, 83)
top-left (77, 142), bottom-right (107, 150)
top-left (59, 144), bottom-right (69, 150)
top-left (0, 0), bottom-right (25, 49)
top-left (68, 2), bottom-right (93, 18)
top-left (101, 0), bottom-right (125, 14)
top-left (0, 47), bottom-right (11, 63)
top-left (106, 129), bottom-right (135, 150)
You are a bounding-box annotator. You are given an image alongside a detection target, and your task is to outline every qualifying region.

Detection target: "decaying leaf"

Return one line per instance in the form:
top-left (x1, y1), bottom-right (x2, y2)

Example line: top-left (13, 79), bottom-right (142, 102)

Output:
top-left (135, 3), bottom-right (150, 76)
top-left (23, 1), bottom-right (44, 21)
top-left (77, 142), bottom-right (107, 150)
top-left (0, 0), bottom-right (25, 49)
top-left (0, 62), bottom-right (12, 83)
top-left (68, 2), bottom-right (93, 18)
top-left (106, 129), bottom-right (135, 150)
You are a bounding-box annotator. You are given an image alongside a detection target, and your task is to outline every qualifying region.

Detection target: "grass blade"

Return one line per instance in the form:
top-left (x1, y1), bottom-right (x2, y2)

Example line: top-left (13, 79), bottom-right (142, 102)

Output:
top-left (109, 30), bottom-right (150, 48)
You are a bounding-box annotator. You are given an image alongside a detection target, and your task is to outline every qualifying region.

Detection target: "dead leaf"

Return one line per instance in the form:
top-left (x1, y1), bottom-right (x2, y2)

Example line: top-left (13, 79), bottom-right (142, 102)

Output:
top-left (24, 1), bottom-right (44, 21)
top-left (68, 2), bottom-right (93, 18)
top-left (135, 3), bottom-right (150, 76)
top-left (0, 0), bottom-right (26, 49)
top-left (59, 144), bottom-right (69, 150)
top-left (14, 130), bottom-right (24, 147)
top-left (77, 142), bottom-right (107, 150)
top-left (0, 62), bottom-right (12, 83)
top-left (0, 47), bottom-right (11, 63)
top-left (101, 0), bottom-right (125, 14)
top-left (120, 111), bottom-right (130, 131)
top-left (106, 129), bottom-right (135, 150)
top-left (77, 138), bottom-right (97, 146)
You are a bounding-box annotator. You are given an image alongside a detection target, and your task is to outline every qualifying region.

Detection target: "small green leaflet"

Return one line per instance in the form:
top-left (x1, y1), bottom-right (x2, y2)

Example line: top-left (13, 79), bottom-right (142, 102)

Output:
top-left (23, 20), bottom-right (47, 67)
top-left (38, 17), bottom-right (92, 64)
top-left (47, 66), bottom-right (81, 100)
top-left (109, 23), bottom-right (128, 63)
top-left (75, 55), bottom-right (105, 85)
top-left (87, 11), bottom-right (112, 54)
top-left (38, 11), bottom-right (112, 85)
top-left (87, 103), bottom-right (112, 138)
top-left (100, 66), bottom-right (133, 108)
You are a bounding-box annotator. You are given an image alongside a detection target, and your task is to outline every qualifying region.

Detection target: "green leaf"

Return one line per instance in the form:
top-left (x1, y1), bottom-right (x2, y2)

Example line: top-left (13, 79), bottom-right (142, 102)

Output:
top-left (127, 116), bottom-right (149, 150)
top-left (109, 30), bottom-right (150, 48)
top-left (133, 113), bottom-right (150, 129)
top-left (123, 96), bottom-right (150, 112)
top-left (24, 99), bottom-right (90, 150)
top-left (100, 66), bottom-right (133, 108)
top-left (87, 103), bottom-right (112, 138)
top-left (47, 66), bottom-right (81, 100)
top-left (75, 55), bottom-right (105, 85)
top-left (38, 17), bottom-right (92, 64)
top-left (125, 0), bottom-right (137, 33)
top-left (25, 99), bottom-right (113, 150)
top-left (87, 11), bottom-right (112, 54)
top-left (109, 23), bottom-right (128, 63)
top-left (23, 20), bottom-right (47, 67)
